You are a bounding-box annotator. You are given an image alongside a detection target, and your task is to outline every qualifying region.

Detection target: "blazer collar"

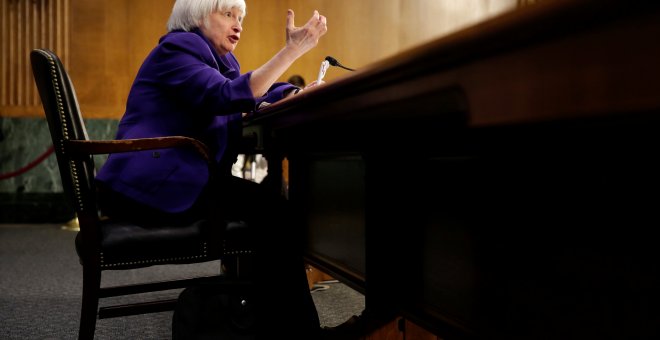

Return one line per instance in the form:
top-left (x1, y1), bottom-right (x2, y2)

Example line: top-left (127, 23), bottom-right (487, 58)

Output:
top-left (190, 28), bottom-right (239, 77)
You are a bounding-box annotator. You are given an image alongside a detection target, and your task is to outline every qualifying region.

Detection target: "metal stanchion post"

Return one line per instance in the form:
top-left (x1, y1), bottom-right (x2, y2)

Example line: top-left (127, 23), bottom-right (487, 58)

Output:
top-left (61, 214), bottom-right (80, 231)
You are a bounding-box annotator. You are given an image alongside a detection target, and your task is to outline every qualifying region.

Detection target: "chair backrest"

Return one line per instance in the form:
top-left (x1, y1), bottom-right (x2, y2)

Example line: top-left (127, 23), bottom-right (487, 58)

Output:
top-left (30, 48), bottom-right (98, 220)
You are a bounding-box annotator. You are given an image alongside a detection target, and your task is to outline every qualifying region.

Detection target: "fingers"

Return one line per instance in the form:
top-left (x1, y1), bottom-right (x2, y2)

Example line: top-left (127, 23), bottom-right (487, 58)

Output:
top-left (286, 9), bottom-right (295, 30)
top-left (318, 14), bottom-right (328, 34)
top-left (304, 80), bottom-right (317, 89)
top-left (305, 10), bottom-right (327, 36)
top-left (290, 9), bottom-right (326, 32)
top-left (305, 10), bottom-right (326, 28)
top-left (305, 80), bottom-right (325, 89)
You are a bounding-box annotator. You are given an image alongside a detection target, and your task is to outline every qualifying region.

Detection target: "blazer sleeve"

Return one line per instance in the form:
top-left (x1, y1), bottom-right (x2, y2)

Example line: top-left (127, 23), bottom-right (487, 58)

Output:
top-left (255, 82), bottom-right (298, 110)
top-left (149, 33), bottom-right (257, 115)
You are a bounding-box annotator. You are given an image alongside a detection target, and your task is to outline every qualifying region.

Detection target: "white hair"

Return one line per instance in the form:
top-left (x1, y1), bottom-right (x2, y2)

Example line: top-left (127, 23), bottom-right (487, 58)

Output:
top-left (166, 0), bottom-right (246, 32)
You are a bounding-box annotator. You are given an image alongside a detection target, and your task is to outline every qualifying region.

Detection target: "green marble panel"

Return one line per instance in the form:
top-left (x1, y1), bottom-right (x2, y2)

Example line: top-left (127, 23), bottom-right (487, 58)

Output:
top-left (0, 117), bottom-right (118, 194)
top-left (1, 117), bottom-right (118, 222)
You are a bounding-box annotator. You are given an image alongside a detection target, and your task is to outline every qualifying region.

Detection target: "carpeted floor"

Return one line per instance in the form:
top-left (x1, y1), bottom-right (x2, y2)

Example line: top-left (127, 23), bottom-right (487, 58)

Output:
top-left (0, 224), bottom-right (364, 339)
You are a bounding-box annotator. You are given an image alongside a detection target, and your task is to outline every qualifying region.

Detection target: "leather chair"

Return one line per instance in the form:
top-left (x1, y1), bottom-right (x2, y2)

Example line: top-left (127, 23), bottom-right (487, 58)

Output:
top-left (30, 48), bottom-right (254, 340)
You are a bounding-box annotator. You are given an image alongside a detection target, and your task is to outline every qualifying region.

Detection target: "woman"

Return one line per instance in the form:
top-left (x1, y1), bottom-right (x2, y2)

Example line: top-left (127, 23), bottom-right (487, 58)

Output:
top-left (97, 0), bottom-right (325, 215)
top-left (95, 0), bottom-right (346, 338)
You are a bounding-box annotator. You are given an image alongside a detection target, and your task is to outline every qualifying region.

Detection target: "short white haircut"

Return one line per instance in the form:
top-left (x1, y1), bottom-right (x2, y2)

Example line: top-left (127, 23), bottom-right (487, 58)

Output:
top-left (166, 0), bottom-right (246, 32)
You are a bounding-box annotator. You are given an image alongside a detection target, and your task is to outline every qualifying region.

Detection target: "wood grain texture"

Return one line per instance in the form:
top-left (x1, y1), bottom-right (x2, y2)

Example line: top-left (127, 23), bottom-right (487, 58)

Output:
top-left (2, 0), bottom-right (516, 118)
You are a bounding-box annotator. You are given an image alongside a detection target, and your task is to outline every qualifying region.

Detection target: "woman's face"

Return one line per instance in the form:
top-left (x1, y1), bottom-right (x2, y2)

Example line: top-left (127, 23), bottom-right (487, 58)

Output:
top-left (199, 7), bottom-right (244, 55)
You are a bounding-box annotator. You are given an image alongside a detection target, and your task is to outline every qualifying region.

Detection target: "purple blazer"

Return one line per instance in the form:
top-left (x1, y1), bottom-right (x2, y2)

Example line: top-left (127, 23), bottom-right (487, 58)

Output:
top-left (96, 29), bottom-right (294, 213)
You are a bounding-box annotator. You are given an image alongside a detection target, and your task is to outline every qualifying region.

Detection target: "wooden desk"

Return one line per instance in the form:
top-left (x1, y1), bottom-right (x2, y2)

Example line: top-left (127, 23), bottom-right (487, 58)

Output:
top-left (245, 1), bottom-right (660, 338)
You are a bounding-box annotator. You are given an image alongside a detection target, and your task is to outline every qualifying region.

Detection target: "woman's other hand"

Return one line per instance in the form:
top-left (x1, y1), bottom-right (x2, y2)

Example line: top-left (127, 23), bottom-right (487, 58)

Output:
top-left (283, 80), bottom-right (324, 98)
top-left (304, 80), bottom-right (324, 89)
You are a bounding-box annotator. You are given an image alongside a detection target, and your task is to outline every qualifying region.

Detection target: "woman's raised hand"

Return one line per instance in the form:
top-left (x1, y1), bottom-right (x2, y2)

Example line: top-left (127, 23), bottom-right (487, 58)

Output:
top-left (285, 9), bottom-right (328, 57)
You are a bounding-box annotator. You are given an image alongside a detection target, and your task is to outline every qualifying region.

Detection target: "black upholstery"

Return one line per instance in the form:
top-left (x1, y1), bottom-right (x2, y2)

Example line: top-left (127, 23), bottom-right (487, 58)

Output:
top-left (30, 48), bottom-right (254, 340)
top-left (85, 219), bottom-right (220, 269)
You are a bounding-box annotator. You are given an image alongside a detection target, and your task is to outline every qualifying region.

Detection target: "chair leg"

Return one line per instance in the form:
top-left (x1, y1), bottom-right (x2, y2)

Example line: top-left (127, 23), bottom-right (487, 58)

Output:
top-left (78, 265), bottom-right (101, 340)
top-left (223, 254), bottom-right (255, 279)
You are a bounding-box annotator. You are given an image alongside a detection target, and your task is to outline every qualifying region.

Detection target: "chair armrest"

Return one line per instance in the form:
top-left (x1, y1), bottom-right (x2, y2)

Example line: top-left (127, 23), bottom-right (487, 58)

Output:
top-left (65, 136), bottom-right (211, 162)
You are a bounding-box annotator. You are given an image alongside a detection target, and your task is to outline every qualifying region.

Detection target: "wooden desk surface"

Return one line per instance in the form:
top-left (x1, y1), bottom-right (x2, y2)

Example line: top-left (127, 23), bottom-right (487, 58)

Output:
top-left (248, 0), bottom-right (660, 129)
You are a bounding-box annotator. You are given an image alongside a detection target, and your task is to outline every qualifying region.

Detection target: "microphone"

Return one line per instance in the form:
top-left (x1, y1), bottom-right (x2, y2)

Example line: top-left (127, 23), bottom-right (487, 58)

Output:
top-left (325, 56), bottom-right (355, 71)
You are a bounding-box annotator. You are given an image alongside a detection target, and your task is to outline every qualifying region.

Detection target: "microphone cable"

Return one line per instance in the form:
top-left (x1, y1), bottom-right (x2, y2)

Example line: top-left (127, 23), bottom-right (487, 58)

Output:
top-left (325, 56), bottom-right (355, 71)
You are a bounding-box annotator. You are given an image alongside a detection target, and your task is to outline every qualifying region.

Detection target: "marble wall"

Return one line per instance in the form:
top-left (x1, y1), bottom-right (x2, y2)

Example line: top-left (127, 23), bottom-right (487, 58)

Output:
top-left (0, 117), bottom-right (117, 222)
top-left (0, 117), bottom-right (117, 193)
top-left (0, 117), bottom-right (267, 222)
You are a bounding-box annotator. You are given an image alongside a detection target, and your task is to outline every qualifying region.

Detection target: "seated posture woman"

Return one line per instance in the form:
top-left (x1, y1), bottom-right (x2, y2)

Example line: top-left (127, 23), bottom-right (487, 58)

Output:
top-left (95, 0), bottom-right (364, 338)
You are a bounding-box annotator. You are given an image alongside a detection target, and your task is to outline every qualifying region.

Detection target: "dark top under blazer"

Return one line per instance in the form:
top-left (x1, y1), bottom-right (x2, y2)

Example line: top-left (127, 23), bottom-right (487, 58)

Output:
top-left (96, 29), bottom-right (293, 213)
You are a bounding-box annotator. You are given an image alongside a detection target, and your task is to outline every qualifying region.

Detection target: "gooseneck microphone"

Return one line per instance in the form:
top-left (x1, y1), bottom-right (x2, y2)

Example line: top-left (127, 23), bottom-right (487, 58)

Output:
top-left (325, 56), bottom-right (356, 72)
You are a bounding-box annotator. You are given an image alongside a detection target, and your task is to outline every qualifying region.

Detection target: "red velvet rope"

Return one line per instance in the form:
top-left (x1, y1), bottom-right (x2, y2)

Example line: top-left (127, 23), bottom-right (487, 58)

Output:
top-left (0, 145), bottom-right (55, 180)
